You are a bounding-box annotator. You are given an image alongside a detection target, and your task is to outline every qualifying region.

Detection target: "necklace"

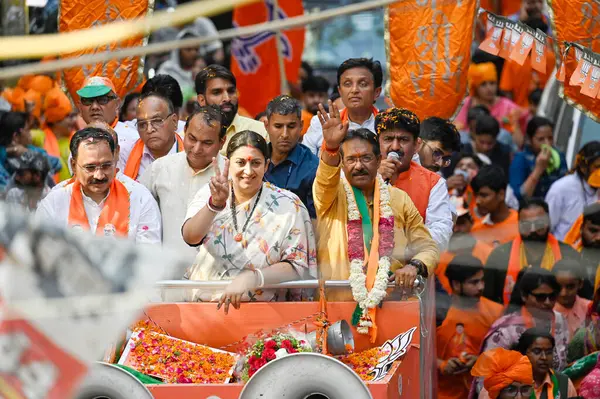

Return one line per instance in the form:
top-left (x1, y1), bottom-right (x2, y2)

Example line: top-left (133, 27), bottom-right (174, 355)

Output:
top-left (230, 184), bottom-right (263, 242)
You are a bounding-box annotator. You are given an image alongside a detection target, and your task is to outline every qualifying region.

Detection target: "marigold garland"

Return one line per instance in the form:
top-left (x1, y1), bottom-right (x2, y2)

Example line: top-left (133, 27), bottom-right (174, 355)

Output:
top-left (338, 347), bottom-right (385, 381)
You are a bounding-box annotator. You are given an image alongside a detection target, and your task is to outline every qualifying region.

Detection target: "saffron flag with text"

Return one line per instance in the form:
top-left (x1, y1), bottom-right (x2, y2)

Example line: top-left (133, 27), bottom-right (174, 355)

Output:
top-left (231, 0), bottom-right (305, 117)
top-left (59, 0), bottom-right (150, 100)
top-left (385, 0), bottom-right (478, 120)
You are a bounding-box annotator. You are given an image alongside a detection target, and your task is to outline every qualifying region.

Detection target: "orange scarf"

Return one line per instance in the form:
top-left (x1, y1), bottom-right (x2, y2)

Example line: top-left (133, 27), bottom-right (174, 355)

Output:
top-left (504, 235), bottom-right (562, 304)
top-left (68, 179), bottom-right (130, 237)
top-left (564, 214), bottom-right (585, 251)
top-left (340, 106), bottom-right (379, 125)
top-left (123, 135), bottom-right (184, 180)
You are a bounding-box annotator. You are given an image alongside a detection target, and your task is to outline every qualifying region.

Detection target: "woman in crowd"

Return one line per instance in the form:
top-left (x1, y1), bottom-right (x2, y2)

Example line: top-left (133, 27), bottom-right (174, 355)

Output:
top-left (480, 268), bottom-right (569, 371)
top-left (182, 130), bottom-right (317, 313)
top-left (472, 347), bottom-right (534, 399)
top-left (119, 92), bottom-right (140, 122)
top-left (514, 328), bottom-right (577, 398)
top-left (509, 117), bottom-right (568, 202)
top-left (455, 62), bottom-right (529, 139)
top-left (568, 286), bottom-right (600, 364)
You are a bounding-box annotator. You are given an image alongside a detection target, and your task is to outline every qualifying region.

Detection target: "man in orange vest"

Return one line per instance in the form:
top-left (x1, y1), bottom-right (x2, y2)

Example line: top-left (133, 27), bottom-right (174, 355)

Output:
top-left (120, 92), bottom-right (183, 181)
top-left (484, 198), bottom-right (580, 304)
top-left (376, 107), bottom-right (454, 250)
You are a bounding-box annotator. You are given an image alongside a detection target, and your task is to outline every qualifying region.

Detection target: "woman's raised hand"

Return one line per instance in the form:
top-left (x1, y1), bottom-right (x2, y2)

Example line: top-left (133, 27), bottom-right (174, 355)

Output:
top-left (209, 157), bottom-right (230, 208)
top-left (318, 100), bottom-right (348, 150)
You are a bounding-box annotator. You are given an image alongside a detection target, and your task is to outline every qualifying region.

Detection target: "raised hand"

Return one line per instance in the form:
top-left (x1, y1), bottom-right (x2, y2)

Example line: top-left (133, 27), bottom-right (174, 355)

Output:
top-left (318, 100), bottom-right (348, 150)
top-left (209, 157), bottom-right (230, 208)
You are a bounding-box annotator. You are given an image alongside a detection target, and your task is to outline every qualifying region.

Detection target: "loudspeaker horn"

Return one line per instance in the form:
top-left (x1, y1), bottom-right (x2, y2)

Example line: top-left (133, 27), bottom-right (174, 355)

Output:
top-left (240, 352), bottom-right (373, 399)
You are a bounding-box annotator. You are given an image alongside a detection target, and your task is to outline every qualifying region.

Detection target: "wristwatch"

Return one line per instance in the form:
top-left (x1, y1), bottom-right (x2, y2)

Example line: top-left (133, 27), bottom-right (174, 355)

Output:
top-left (408, 259), bottom-right (428, 278)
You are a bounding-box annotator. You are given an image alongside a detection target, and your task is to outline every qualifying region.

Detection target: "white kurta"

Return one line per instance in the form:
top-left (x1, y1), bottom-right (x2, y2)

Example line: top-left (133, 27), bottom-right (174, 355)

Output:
top-left (118, 138), bottom-right (179, 180)
top-left (36, 174), bottom-right (162, 244)
top-left (139, 152), bottom-right (226, 258)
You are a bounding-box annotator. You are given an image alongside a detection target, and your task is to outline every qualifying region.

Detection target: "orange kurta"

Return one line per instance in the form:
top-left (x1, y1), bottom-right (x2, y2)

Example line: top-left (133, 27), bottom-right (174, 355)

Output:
top-left (394, 161), bottom-right (442, 220)
top-left (437, 298), bottom-right (504, 399)
top-left (471, 209), bottom-right (519, 247)
top-left (500, 50), bottom-right (556, 108)
top-left (301, 109), bottom-right (313, 136)
top-left (435, 241), bottom-right (494, 294)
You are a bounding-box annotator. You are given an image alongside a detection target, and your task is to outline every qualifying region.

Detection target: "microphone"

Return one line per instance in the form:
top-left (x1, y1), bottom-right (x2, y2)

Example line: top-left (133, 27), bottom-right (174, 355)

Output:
top-left (384, 151), bottom-right (403, 184)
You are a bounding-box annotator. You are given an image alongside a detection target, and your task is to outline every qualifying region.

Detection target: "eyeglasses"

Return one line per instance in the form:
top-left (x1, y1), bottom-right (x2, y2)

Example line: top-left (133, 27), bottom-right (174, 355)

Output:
top-left (77, 162), bottom-right (114, 174)
top-left (529, 292), bottom-right (557, 303)
top-left (500, 384), bottom-right (534, 397)
top-left (423, 141), bottom-right (452, 167)
top-left (80, 95), bottom-right (117, 106)
top-left (519, 217), bottom-right (550, 232)
top-left (344, 154), bottom-right (376, 166)
top-left (137, 114), bottom-right (173, 132)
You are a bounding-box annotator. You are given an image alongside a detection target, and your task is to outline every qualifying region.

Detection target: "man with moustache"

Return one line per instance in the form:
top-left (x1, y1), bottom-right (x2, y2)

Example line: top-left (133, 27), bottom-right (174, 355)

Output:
top-left (376, 107), bottom-right (454, 250)
top-left (36, 127), bottom-right (161, 243)
top-left (483, 198), bottom-right (579, 305)
top-left (76, 76), bottom-right (139, 146)
top-left (140, 105), bottom-right (225, 256)
top-left (263, 95), bottom-right (318, 218)
top-left (195, 64), bottom-right (267, 156)
top-left (303, 58), bottom-right (383, 156)
top-left (120, 92), bottom-right (184, 181)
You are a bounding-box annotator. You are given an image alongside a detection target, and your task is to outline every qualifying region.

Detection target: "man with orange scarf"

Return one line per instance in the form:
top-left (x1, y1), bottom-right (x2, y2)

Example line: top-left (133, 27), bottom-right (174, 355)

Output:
top-left (472, 347), bottom-right (534, 399)
top-left (304, 58), bottom-right (382, 156)
top-left (120, 92), bottom-right (183, 181)
top-left (313, 101), bottom-right (439, 342)
top-left (484, 198), bottom-right (579, 305)
top-left (42, 88), bottom-right (77, 182)
top-left (36, 127), bottom-right (161, 243)
top-left (565, 202), bottom-right (600, 295)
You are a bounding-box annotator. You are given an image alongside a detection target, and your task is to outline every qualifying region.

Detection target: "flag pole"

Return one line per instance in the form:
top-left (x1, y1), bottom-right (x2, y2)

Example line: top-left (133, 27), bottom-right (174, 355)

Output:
top-left (272, 0), bottom-right (289, 95)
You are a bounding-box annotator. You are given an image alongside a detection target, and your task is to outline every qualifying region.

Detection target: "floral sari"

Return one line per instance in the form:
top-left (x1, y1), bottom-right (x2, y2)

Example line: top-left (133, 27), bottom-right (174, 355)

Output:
top-left (184, 182), bottom-right (317, 302)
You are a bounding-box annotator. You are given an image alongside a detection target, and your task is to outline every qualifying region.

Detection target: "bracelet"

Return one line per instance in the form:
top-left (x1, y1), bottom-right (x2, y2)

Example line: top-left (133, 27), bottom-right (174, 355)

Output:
top-left (255, 269), bottom-right (265, 288)
top-left (321, 142), bottom-right (340, 156)
top-left (207, 196), bottom-right (226, 213)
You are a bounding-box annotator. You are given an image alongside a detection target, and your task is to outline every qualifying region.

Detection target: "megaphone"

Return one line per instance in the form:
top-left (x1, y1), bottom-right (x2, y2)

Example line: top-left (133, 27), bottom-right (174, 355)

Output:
top-left (240, 352), bottom-right (373, 399)
top-left (73, 362), bottom-right (154, 399)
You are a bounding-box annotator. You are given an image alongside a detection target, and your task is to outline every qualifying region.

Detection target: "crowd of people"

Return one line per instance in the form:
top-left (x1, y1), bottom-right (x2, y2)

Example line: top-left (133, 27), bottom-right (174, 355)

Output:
top-left (0, 0), bottom-right (600, 396)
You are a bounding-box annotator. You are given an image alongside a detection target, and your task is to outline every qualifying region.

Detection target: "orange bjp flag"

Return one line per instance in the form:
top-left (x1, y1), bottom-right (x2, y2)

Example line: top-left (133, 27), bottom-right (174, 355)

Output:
top-left (230, 0), bottom-right (305, 117)
top-left (563, 43), bottom-right (600, 121)
top-left (59, 0), bottom-right (150, 101)
top-left (385, 0), bottom-right (478, 120)
top-left (549, 0), bottom-right (600, 53)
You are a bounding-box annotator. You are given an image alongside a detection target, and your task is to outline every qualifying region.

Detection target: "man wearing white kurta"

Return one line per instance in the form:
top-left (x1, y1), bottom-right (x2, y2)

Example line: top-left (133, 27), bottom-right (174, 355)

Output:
top-left (37, 127), bottom-right (161, 244)
top-left (140, 106), bottom-right (225, 256)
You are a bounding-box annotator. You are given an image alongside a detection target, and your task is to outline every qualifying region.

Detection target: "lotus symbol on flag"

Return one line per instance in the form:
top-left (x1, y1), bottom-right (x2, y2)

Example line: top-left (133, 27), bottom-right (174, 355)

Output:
top-left (231, 0), bottom-right (293, 74)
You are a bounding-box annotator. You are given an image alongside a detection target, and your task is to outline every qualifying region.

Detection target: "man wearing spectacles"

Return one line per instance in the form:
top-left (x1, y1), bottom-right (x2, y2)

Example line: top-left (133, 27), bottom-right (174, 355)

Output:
top-left (36, 127), bottom-right (161, 244)
top-left (483, 198), bottom-right (580, 305)
top-left (120, 93), bottom-right (183, 181)
top-left (417, 117), bottom-right (461, 174)
top-left (375, 107), bottom-right (454, 251)
top-left (76, 76), bottom-right (139, 146)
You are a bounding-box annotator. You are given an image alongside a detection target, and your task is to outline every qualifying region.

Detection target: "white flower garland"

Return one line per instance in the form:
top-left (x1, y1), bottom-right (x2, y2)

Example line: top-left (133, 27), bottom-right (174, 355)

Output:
top-left (343, 175), bottom-right (393, 335)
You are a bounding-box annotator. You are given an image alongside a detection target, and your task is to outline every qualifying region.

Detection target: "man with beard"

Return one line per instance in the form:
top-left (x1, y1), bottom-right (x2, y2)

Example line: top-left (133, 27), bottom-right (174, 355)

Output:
top-left (195, 65), bottom-right (267, 156)
top-left (375, 107), bottom-right (454, 250)
top-left (300, 75), bottom-right (330, 136)
top-left (483, 198), bottom-right (579, 305)
top-left (436, 254), bottom-right (504, 399)
top-left (36, 127), bottom-right (161, 243)
top-left (417, 116), bottom-right (461, 173)
top-left (313, 100), bottom-right (439, 338)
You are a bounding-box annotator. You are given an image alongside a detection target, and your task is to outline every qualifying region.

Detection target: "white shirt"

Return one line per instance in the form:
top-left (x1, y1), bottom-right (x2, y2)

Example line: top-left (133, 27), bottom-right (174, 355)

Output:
top-left (139, 152), bottom-right (226, 258)
top-left (118, 138), bottom-right (180, 179)
top-left (115, 121), bottom-right (140, 145)
top-left (425, 177), bottom-right (454, 251)
top-left (37, 174), bottom-right (162, 244)
top-left (545, 173), bottom-right (600, 240)
top-left (303, 113), bottom-right (376, 156)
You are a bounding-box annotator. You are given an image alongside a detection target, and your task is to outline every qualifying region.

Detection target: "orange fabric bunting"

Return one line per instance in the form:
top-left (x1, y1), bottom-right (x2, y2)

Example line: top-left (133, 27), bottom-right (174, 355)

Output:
top-left (471, 348), bottom-right (533, 399)
top-left (17, 75), bottom-right (35, 91)
top-left (468, 63), bottom-right (498, 96)
top-left (43, 88), bottom-right (73, 124)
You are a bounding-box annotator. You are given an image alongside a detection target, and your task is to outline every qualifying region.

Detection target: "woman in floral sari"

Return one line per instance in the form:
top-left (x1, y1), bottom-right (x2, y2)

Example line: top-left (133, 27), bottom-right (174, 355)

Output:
top-left (182, 130), bottom-right (317, 313)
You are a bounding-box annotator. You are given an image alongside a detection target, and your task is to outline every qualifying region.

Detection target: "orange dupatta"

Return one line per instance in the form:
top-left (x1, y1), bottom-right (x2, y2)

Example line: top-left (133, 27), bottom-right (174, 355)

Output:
top-left (564, 214), bottom-right (584, 251)
top-left (504, 235), bottom-right (562, 304)
top-left (68, 179), bottom-right (130, 237)
top-left (123, 135), bottom-right (184, 180)
top-left (340, 106), bottom-right (379, 125)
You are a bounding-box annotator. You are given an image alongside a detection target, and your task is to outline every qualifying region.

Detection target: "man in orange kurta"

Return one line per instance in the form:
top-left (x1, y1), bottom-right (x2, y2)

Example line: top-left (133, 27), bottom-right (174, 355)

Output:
top-left (376, 108), bottom-right (455, 251)
top-left (437, 254), bottom-right (504, 399)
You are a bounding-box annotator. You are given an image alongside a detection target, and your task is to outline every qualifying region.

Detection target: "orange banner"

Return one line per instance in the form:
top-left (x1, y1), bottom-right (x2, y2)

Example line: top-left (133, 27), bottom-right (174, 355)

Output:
top-left (549, 0), bottom-right (600, 53)
top-left (231, 0), bottom-right (305, 117)
top-left (59, 0), bottom-right (150, 100)
top-left (385, 0), bottom-right (478, 119)
top-left (563, 44), bottom-right (600, 120)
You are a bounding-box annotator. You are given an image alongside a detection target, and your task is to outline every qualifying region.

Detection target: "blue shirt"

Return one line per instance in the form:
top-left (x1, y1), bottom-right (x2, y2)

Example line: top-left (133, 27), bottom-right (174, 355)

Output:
top-left (509, 146), bottom-right (568, 201)
top-left (265, 143), bottom-right (318, 218)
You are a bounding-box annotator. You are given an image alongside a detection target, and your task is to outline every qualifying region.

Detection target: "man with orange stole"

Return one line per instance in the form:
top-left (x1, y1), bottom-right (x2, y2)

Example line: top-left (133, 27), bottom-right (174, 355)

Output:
top-left (313, 100), bottom-right (439, 342)
top-left (36, 127), bottom-right (161, 244)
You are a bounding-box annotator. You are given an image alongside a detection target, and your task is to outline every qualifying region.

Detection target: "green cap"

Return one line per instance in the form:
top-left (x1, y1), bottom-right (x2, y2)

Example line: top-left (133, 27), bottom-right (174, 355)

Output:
top-left (76, 76), bottom-right (116, 98)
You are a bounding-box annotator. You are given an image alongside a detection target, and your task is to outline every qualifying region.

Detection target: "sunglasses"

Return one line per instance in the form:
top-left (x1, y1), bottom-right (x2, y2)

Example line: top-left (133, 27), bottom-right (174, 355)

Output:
top-left (518, 217), bottom-right (550, 232)
top-left (80, 95), bottom-right (117, 106)
top-left (529, 292), bottom-right (557, 303)
top-left (500, 384), bottom-right (534, 397)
